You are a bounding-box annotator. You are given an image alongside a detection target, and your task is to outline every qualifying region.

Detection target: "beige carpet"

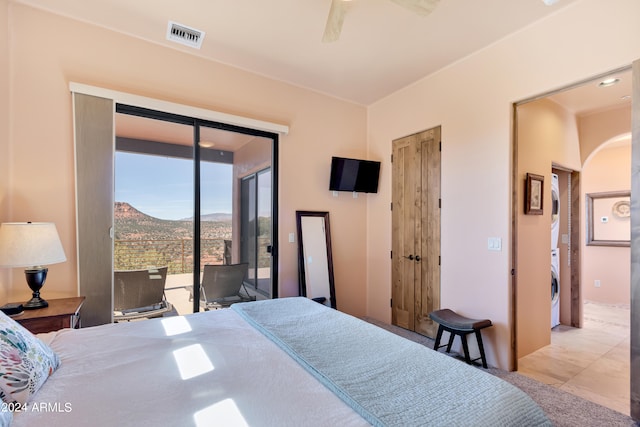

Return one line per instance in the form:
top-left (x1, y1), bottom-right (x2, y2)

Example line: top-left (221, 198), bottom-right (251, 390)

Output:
top-left (362, 317), bottom-right (637, 427)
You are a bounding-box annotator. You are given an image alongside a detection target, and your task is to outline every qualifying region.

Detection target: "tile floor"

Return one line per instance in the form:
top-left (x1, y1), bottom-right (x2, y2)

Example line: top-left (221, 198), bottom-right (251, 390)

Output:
top-left (518, 301), bottom-right (630, 415)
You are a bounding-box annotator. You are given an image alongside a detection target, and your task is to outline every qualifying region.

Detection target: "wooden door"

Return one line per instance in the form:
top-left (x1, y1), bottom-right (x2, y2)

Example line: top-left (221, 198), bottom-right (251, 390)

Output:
top-left (391, 127), bottom-right (441, 337)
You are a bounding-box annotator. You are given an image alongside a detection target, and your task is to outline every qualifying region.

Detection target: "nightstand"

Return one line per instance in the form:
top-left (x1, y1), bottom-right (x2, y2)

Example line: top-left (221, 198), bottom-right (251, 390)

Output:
top-left (12, 296), bottom-right (85, 334)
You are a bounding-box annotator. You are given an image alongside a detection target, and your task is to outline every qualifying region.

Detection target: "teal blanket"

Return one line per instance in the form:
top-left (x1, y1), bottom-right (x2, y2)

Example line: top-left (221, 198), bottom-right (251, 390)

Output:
top-left (232, 297), bottom-right (551, 427)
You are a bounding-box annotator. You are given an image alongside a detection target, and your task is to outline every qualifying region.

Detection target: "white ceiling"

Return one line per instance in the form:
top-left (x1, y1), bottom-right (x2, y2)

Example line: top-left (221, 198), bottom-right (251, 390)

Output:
top-left (545, 68), bottom-right (632, 117)
top-left (15, 0), bottom-right (583, 105)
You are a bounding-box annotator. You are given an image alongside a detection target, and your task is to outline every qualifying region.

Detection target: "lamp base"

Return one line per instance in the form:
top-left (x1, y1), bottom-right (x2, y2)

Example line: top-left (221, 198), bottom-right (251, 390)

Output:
top-left (23, 268), bottom-right (49, 310)
top-left (23, 297), bottom-right (48, 310)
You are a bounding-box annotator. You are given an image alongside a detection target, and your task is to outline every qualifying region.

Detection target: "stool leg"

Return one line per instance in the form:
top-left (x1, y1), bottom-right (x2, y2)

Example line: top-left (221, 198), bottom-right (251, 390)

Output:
top-left (433, 326), bottom-right (444, 351)
top-left (446, 332), bottom-right (455, 353)
top-left (460, 333), bottom-right (471, 364)
top-left (475, 329), bottom-right (488, 368)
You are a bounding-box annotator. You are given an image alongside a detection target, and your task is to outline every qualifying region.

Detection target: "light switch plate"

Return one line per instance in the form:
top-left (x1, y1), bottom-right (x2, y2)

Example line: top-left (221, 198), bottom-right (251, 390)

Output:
top-left (488, 237), bottom-right (502, 251)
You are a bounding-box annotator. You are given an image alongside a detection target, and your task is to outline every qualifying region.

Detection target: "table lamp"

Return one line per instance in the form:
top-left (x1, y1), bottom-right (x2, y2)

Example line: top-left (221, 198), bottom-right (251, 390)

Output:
top-left (0, 222), bottom-right (67, 309)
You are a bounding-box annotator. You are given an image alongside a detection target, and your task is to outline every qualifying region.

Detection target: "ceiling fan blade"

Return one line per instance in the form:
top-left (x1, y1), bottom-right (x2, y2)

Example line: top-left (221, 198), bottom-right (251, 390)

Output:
top-left (389, 0), bottom-right (441, 16)
top-left (322, 0), bottom-right (347, 43)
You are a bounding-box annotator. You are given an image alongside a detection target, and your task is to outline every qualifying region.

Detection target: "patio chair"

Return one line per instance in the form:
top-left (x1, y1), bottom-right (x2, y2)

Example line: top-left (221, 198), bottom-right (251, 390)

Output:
top-left (113, 266), bottom-right (173, 322)
top-left (199, 263), bottom-right (255, 310)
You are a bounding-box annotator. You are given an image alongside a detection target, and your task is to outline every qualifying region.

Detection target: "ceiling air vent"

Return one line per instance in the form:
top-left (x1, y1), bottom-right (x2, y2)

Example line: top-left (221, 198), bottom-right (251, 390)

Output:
top-left (166, 21), bottom-right (205, 49)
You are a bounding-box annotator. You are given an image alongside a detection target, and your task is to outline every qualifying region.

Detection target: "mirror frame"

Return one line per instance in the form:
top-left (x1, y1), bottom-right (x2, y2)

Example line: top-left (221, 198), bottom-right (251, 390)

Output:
top-left (295, 211), bottom-right (336, 309)
top-left (586, 190), bottom-right (630, 247)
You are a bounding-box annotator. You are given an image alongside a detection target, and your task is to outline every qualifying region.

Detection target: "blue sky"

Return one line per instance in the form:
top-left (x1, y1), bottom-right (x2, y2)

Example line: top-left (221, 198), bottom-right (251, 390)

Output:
top-left (115, 152), bottom-right (232, 220)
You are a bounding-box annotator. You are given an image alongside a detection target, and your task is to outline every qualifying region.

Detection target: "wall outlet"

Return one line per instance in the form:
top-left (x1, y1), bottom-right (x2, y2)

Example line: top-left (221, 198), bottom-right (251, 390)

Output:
top-left (595, 279), bottom-right (601, 288)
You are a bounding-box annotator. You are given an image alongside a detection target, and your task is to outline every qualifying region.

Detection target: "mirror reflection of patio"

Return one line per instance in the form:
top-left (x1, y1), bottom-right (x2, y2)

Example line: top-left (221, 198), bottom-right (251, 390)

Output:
top-left (164, 271), bottom-right (268, 315)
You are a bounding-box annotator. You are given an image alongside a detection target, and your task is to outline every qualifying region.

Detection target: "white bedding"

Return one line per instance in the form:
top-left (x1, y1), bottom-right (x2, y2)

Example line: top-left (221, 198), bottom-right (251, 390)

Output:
top-left (11, 307), bottom-right (369, 427)
top-left (10, 298), bottom-right (550, 427)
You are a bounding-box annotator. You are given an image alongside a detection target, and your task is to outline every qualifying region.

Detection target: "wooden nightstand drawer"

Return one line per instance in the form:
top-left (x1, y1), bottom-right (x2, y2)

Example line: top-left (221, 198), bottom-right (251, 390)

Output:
top-left (12, 297), bottom-right (85, 334)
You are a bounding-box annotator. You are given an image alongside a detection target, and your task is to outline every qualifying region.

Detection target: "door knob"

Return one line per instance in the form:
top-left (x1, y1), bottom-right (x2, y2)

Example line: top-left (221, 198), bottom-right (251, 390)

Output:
top-left (404, 254), bottom-right (414, 260)
top-left (415, 255), bottom-right (421, 262)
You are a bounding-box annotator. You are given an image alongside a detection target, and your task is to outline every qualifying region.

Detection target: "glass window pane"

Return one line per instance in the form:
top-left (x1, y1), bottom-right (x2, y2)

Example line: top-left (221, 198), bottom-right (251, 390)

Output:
top-left (115, 113), bottom-right (195, 316)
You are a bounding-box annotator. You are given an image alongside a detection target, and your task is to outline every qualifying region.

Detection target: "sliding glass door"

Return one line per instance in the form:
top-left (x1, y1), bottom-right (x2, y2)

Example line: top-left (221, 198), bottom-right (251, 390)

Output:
top-left (114, 105), bottom-right (278, 315)
top-left (114, 110), bottom-right (197, 315)
top-left (240, 169), bottom-right (272, 296)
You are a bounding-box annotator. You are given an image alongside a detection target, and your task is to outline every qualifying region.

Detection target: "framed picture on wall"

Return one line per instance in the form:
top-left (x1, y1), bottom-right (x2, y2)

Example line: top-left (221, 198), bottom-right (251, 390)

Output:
top-left (525, 173), bottom-right (544, 215)
top-left (586, 190), bottom-right (630, 246)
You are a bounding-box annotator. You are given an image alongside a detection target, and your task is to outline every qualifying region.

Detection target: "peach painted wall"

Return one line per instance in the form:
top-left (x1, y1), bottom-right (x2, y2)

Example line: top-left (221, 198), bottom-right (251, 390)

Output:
top-left (0, 0), bottom-right (9, 301)
top-left (4, 0), bottom-right (640, 370)
top-left (367, 0), bottom-right (640, 369)
top-left (582, 143), bottom-right (631, 305)
top-left (4, 4), bottom-right (368, 316)
top-left (579, 105), bottom-right (632, 164)
top-left (578, 105), bottom-right (631, 308)
top-left (516, 98), bottom-right (581, 357)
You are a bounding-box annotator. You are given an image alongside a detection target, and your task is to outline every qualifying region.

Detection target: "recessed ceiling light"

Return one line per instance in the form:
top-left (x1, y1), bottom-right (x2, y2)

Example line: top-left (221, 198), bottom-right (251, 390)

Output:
top-left (199, 141), bottom-right (215, 148)
top-left (598, 78), bottom-right (620, 87)
top-left (542, 0), bottom-right (559, 5)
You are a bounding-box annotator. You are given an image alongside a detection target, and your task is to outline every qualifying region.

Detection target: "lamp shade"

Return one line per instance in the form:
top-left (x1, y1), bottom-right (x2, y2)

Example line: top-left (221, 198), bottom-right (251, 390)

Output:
top-left (0, 222), bottom-right (67, 268)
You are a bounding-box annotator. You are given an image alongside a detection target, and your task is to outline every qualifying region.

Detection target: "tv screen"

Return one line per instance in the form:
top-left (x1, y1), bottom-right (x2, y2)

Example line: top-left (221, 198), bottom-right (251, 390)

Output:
top-left (329, 157), bottom-right (381, 193)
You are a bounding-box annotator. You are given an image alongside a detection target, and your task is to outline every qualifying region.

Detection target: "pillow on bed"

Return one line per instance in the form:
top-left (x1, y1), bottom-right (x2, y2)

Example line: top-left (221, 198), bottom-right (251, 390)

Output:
top-left (0, 310), bottom-right (60, 404)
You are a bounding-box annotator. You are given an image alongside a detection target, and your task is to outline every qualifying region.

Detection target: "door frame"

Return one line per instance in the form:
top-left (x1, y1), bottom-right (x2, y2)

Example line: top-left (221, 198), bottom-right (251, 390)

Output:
top-left (511, 63), bottom-right (638, 422)
top-left (630, 58), bottom-right (640, 420)
top-left (240, 167), bottom-right (274, 297)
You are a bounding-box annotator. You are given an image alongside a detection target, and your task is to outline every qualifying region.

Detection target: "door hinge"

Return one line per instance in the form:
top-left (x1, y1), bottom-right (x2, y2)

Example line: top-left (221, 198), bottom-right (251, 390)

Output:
top-left (390, 250), bottom-right (393, 259)
top-left (390, 298), bottom-right (393, 308)
top-left (439, 198), bottom-right (441, 209)
top-left (390, 202), bottom-right (393, 211)
top-left (391, 154), bottom-right (393, 163)
top-left (439, 141), bottom-right (442, 151)
top-left (439, 256), bottom-right (441, 266)
top-left (511, 268), bottom-right (515, 275)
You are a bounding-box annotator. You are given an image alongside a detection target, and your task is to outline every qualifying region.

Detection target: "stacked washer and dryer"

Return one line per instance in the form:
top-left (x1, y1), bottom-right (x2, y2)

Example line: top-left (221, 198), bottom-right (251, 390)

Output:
top-left (551, 173), bottom-right (560, 328)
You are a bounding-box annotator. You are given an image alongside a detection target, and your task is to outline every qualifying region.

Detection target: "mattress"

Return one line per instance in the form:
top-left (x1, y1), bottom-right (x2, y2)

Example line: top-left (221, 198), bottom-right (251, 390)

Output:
top-left (10, 297), bottom-right (551, 426)
top-left (11, 301), bottom-right (368, 427)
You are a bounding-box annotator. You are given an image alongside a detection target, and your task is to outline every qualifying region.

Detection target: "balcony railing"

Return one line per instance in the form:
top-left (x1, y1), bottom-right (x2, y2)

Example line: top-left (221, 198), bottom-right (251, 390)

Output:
top-left (115, 238), bottom-right (227, 274)
top-left (114, 238), bottom-right (271, 273)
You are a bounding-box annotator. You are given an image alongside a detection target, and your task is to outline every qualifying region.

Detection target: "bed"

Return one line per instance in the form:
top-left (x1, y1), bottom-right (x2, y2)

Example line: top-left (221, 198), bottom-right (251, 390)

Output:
top-left (2, 297), bottom-right (551, 426)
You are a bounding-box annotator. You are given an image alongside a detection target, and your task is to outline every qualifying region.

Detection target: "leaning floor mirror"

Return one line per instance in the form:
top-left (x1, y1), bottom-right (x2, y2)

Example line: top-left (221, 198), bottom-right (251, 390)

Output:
top-left (296, 211), bottom-right (336, 309)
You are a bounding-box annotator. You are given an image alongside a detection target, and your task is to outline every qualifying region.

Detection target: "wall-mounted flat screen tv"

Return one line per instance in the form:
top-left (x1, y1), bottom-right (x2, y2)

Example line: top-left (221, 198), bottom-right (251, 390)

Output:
top-left (329, 156), bottom-right (381, 193)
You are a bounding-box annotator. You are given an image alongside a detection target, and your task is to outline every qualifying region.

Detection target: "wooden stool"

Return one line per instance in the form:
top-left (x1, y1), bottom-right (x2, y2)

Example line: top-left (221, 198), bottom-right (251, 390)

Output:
top-left (429, 309), bottom-right (492, 368)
